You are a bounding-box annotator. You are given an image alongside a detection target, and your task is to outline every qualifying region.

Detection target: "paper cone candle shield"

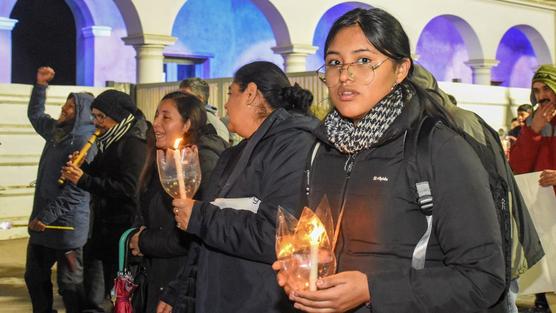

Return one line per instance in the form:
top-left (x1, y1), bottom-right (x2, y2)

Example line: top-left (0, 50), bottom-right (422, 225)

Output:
top-left (275, 197), bottom-right (337, 291)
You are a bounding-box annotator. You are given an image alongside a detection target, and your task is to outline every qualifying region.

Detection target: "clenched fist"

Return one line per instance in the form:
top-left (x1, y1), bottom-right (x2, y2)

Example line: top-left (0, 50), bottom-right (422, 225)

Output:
top-left (36, 67), bottom-right (55, 86)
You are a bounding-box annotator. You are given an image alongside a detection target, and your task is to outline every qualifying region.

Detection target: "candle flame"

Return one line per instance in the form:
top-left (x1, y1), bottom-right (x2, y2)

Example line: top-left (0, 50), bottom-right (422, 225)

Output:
top-left (277, 240), bottom-right (295, 259)
top-left (308, 216), bottom-right (326, 245)
top-left (174, 138), bottom-right (182, 149)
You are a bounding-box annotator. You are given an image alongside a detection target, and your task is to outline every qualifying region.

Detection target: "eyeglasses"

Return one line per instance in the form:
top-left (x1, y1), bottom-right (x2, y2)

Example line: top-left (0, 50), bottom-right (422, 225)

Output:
top-left (316, 58), bottom-right (389, 87)
top-left (91, 112), bottom-right (107, 122)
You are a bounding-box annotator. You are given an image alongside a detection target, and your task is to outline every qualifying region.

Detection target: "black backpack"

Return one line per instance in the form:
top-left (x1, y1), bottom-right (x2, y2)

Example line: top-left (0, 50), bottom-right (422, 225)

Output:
top-left (405, 115), bottom-right (512, 313)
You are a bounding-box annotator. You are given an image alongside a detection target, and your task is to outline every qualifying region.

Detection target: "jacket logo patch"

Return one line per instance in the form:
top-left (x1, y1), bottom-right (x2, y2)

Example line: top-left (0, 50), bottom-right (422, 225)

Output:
top-left (372, 176), bottom-right (389, 182)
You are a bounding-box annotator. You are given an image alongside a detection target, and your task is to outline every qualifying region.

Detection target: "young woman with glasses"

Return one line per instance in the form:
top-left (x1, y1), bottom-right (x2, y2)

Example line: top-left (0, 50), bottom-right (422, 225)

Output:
top-left (274, 8), bottom-right (506, 313)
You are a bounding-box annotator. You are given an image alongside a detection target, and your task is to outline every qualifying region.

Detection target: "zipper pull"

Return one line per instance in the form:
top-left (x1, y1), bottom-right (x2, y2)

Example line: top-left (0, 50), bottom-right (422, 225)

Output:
top-left (344, 154), bottom-right (356, 174)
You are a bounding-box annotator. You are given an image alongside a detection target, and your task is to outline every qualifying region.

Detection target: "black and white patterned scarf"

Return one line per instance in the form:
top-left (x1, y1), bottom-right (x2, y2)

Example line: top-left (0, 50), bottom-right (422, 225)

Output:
top-left (97, 113), bottom-right (135, 152)
top-left (325, 84), bottom-right (410, 154)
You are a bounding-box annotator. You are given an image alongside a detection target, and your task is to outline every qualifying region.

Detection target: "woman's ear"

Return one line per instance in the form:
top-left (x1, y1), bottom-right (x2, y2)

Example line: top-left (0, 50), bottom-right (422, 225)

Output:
top-left (246, 82), bottom-right (258, 105)
top-left (182, 119), bottom-right (192, 134)
top-left (395, 58), bottom-right (411, 84)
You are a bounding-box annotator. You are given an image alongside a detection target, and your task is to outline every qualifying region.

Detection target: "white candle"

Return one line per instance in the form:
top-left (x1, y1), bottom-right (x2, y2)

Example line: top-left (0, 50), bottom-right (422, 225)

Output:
top-left (174, 139), bottom-right (187, 199)
top-left (309, 241), bottom-right (318, 291)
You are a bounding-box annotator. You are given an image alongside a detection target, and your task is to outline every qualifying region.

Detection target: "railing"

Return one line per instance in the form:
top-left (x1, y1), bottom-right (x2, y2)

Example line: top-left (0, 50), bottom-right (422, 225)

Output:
top-left (135, 71), bottom-right (532, 131)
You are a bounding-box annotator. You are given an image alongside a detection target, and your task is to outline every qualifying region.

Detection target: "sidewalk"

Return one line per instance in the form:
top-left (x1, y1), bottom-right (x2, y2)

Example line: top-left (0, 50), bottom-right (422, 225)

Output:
top-left (0, 237), bottom-right (554, 312)
top-left (0, 237), bottom-right (65, 313)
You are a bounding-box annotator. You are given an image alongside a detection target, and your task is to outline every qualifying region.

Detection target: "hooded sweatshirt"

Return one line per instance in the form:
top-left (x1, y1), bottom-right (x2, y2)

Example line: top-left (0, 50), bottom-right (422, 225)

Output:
top-left (27, 85), bottom-right (96, 250)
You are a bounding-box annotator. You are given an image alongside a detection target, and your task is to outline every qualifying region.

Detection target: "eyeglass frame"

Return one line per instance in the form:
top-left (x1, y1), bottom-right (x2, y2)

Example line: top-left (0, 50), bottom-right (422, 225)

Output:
top-left (91, 111), bottom-right (107, 122)
top-left (316, 58), bottom-right (389, 86)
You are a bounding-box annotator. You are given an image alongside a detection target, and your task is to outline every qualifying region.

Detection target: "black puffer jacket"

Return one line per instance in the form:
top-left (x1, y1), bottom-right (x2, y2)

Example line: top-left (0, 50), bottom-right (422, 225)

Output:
top-left (308, 86), bottom-right (506, 313)
top-left (161, 108), bottom-right (319, 313)
top-left (135, 126), bottom-right (228, 313)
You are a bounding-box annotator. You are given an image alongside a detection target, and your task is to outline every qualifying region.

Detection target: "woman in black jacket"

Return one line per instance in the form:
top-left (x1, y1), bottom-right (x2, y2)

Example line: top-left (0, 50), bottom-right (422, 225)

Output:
top-left (274, 8), bottom-right (506, 313)
top-left (158, 61), bottom-right (320, 313)
top-left (129, 92), bottom-right (228, 313)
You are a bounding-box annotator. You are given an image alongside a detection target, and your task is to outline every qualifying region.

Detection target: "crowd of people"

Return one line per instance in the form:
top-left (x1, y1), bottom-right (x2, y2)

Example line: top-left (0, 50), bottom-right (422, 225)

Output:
top-left (23, 7), bottom-right (554, 313)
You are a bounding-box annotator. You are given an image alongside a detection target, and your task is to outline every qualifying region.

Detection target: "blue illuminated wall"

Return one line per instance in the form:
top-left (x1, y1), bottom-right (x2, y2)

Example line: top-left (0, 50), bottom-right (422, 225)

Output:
top-left (491, 27), bottom-right (537, 88)
top-left (307, 2), bottom-right (372, 71)
top-left (167, 0), bottom-right (281, 79)
top-left (416, 16), bottom-right (472, 83)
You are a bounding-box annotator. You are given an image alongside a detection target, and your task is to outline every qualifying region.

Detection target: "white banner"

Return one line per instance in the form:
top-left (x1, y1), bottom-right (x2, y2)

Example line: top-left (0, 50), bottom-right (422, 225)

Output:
top-left (515, 171), bottom-right (556, 294)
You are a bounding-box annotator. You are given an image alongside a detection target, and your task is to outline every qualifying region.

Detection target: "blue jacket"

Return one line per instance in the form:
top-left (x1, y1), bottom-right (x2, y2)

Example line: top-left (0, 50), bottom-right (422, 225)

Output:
top-left (27, 85), bottom-right (96, 250)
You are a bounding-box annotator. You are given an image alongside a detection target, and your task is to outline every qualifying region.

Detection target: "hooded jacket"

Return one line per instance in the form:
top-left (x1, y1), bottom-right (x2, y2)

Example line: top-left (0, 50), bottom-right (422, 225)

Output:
top-left (162, 108), bottom-right (319, 313)
top-left (308, 83), bottom-right (506, 313)
top-left (27, 85), bottom-right (96, 250)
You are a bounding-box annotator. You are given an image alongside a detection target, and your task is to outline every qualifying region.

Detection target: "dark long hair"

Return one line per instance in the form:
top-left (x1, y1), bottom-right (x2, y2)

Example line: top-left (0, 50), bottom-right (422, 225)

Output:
top-left (160, 91), bottom-right (207, 146)
top-left (233, 61), bottom-right (313, 116)
top-left (325, 8), bottom-right (414, 76)
top-left (325, 8), bottom-right (458, 128)
top-left (138, 91), bottom-right (207, 192)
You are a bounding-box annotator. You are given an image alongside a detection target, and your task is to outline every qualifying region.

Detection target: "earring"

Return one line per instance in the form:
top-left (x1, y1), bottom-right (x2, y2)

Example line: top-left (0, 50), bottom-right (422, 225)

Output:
top-left (391, 82), bottom-right (398, 90)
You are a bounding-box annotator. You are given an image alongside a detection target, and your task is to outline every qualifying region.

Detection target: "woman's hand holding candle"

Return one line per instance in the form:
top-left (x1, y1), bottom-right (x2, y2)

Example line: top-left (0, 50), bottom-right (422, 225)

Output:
top-left (173, 198), bottom-right (195, 231)
top-left (288, 271), bottom-right (371, 313)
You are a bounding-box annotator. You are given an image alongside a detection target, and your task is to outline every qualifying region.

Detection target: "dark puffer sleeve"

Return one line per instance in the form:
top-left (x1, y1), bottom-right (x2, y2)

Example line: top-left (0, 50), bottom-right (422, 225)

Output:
top-left (186, 130), bottom-right (314, 264)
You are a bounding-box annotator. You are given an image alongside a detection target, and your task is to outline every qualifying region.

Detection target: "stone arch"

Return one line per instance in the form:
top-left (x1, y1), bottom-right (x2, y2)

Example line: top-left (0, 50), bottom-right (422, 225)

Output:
top-left (492, 25), bottom-right (552, 87)
top-left (167, 0), bottom-right (282, 79)
top-left (5, 0), bottom-right (137, 85)
top-left (307, 1), bottom-right (372, 70)
top-left (250, 0), bottom-right (290, 47)
top-left (415, 14), bottom-right (483, 83)
top-left (112, 0), bottom-right (143, 36)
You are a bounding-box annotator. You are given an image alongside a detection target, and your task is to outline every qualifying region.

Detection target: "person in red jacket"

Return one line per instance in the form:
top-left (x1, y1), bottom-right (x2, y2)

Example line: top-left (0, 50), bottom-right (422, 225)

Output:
top-left (510, 65), bottom-right (556, 192)
top-left (509, 64), bottom-right (556, 313)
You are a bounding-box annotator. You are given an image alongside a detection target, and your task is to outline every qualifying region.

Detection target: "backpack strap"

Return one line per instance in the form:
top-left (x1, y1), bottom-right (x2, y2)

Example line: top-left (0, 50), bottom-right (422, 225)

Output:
top-left (408, 116), bottom-right (439, 270)
top-left (304, 141), bottom-right (321, 201)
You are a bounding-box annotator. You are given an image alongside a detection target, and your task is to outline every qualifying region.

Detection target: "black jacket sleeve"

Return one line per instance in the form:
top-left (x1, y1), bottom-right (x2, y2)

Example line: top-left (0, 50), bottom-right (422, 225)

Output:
top-left (185, 132), bottom-right (312, 264)
top-left (27, 84), bottom-right (56, 140)
top-left (78, 136), bottom-right (146, 205)
top-left (138, 226), bottom-right (191, 258)
top-left (159, 241), bottom-right (199, 310)
top-left (196, 148), bottom-right (220, 200)
top-left (368, 129), bottom-right (506, 313)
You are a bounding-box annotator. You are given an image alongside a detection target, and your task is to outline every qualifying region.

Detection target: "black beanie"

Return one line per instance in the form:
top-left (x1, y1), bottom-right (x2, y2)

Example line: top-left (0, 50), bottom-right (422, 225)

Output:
top-left (91, 90), bottom-right (136, 122)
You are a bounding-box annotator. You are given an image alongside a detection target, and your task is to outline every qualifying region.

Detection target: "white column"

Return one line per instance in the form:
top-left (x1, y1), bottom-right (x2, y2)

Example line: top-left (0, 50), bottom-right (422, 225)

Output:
top-left (272, 44), bottom-right (317, 73)
top-left (0, 17), bottom-right (18, 83)
top-left (79, 26), bottom-right (112, 86)
top-left (465, 59), bottom-right (499, 85)
top-left (122, 34), bottom-right (176, 84)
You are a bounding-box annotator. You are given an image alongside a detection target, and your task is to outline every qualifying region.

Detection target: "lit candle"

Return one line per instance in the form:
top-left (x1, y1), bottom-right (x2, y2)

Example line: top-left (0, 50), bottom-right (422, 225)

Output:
top-left (308, 218), bottom-right (325, 291)
top-left (173, 138), bottom-right (187, 199)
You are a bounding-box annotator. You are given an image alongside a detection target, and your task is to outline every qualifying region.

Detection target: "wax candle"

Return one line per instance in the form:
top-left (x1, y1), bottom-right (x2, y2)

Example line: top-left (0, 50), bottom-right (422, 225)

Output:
top-left (174, 138), bottom-right (187, 199)
top-left (308, 218), bottom-right (325, 291)
top-left (309, 241), bottom-right (319, 291)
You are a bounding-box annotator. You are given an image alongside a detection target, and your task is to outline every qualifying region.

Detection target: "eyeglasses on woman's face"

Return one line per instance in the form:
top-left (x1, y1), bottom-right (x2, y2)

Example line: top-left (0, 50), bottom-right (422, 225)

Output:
top-left (91, 111), bottom-right (107, 123)
top-left (316, 58), bottom-right (389, 87)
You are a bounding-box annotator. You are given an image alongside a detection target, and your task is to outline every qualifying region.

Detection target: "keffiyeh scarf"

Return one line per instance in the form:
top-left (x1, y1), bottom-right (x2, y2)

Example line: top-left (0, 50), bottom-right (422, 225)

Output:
top-left (325, 84), bottom-right (410, 154)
